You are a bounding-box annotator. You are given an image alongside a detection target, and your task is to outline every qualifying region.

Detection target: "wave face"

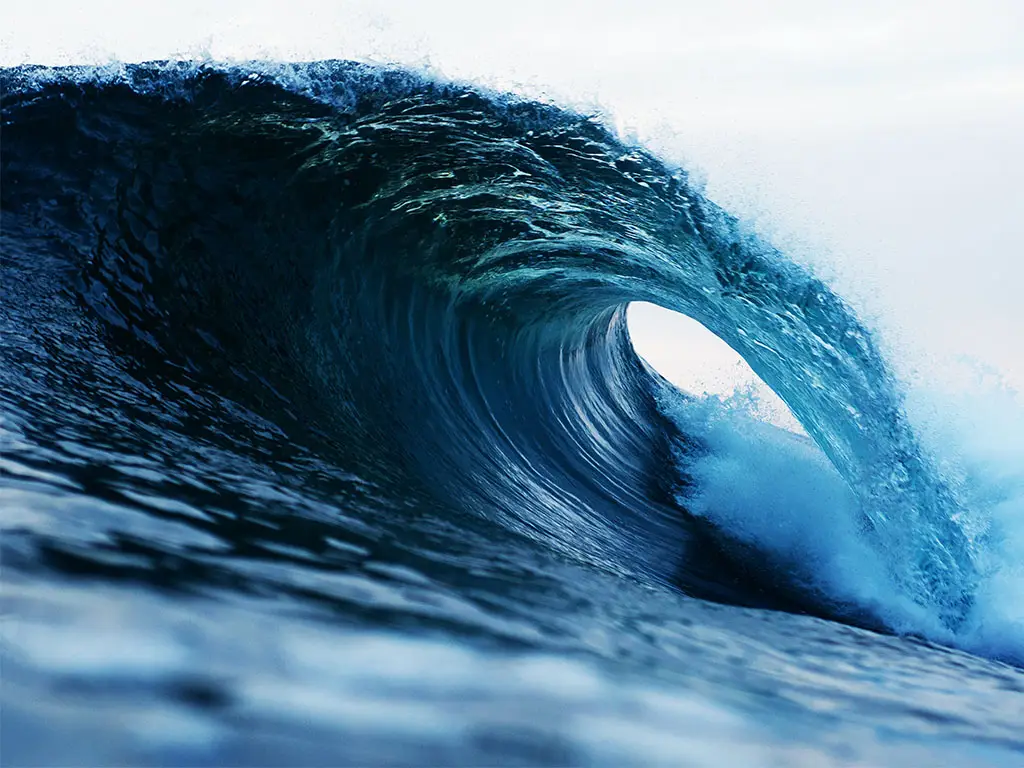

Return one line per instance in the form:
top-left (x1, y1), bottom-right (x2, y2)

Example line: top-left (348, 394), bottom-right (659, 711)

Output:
top-left (3, 62), bottom-right (1022, 765)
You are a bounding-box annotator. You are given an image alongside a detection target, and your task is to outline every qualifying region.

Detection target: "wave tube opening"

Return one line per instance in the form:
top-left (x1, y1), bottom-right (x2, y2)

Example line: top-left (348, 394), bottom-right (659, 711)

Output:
top-left (627, 301), bottom-right (947, 633)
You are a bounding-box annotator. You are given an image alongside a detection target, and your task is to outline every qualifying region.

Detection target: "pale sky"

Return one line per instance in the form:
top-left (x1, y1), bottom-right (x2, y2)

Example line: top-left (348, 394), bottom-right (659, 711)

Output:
top-left (5, 1), bottom-right (1023, 408)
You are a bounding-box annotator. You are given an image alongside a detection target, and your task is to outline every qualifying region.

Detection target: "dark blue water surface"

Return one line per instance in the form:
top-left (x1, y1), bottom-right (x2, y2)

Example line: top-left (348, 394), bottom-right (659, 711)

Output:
top-left (2, 61), bottom-right (1022, 766)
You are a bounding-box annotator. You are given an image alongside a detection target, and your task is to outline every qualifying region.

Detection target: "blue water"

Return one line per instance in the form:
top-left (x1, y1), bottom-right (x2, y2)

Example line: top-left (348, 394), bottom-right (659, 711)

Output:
top-left (2, 61), bottom-right (1022, 766)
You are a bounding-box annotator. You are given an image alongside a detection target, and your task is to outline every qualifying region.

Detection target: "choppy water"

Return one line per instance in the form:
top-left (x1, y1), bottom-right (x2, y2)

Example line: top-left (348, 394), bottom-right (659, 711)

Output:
top-left (2, 61), bottom-right (1022, 766)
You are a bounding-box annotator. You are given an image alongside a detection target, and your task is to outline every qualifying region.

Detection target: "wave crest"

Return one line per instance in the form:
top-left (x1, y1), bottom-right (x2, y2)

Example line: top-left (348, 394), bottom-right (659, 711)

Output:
top-left (1, 61), bottom-right (988, 643)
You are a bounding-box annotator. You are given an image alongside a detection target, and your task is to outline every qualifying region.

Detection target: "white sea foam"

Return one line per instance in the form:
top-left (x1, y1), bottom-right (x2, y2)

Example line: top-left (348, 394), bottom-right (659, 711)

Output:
top-left (659, 376), bottom-right (1024, 663)
top-left (904, 367), bottom-right (1024, 663)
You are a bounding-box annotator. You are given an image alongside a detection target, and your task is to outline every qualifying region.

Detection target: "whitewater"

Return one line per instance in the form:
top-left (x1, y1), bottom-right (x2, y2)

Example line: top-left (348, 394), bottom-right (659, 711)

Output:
top-left (2, 60), bottom-right (1023, 766)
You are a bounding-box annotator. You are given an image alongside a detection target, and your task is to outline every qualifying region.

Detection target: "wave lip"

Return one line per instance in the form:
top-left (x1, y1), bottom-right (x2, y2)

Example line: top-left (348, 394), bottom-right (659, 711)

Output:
top-left (0, 60), bottom-right (988, 642)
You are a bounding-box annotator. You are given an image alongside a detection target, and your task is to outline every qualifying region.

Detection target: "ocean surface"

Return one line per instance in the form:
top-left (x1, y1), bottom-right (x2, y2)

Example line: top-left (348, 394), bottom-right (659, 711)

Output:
top-left (2, 61), bottom-right (1022, 766)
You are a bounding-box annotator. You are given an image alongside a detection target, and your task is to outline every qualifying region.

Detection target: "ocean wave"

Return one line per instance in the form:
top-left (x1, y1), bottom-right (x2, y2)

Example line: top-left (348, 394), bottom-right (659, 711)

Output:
top-left (1, 58), bottom-right (998, 635)
top-left (3, 59), bottom-right (1023, 763)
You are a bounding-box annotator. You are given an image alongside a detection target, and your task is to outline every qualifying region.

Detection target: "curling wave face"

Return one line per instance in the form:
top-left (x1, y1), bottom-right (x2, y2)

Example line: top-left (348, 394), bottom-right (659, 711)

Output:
top-left (2, 62), bottom-right (1022, 765)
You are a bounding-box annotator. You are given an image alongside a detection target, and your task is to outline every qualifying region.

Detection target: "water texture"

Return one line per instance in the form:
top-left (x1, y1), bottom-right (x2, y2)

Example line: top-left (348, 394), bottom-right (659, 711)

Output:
top-left (2, 61), bottom-right (1022, 766)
